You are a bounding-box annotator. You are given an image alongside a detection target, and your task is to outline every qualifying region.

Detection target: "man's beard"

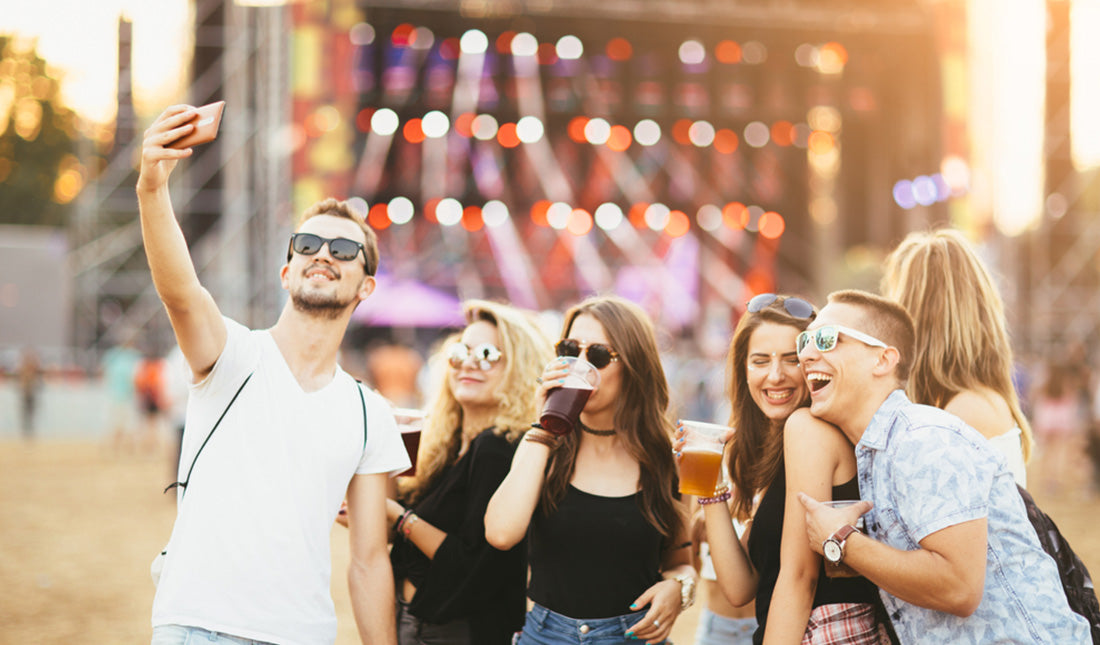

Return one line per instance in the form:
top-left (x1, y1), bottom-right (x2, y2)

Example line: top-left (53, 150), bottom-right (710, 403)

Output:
top-left (290, 289), bottom-right (356, 320)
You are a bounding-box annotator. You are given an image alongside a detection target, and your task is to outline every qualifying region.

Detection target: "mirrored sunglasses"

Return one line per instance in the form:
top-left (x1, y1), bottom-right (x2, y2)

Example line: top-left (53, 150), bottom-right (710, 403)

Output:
top-left (796, 324), bottom-right (889, 355)
top-left (747, 293), bottom-right (815, 319)
top-left (287, 233), bottom-right (366, 265)
top-left (554, 338), bottom-right (619, 369)
top-left (446, 342), bottom-right (503, 371)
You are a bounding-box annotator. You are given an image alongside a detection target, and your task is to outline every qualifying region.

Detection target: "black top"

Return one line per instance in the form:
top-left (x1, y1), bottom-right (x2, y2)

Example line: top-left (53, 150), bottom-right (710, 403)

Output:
top-left (528, 485), bottom-right (664, 619)
top-left (747, 458), bottom-right (880, 645)
top-left (390, 428), bottom-right (526, 645)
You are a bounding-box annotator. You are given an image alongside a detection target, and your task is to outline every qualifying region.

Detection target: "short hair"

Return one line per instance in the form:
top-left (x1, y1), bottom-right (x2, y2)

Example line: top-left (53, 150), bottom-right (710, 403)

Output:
top-left (827, 289), bottom-right (915, 385)
top-left (296, 198), bottom-right (380, 275)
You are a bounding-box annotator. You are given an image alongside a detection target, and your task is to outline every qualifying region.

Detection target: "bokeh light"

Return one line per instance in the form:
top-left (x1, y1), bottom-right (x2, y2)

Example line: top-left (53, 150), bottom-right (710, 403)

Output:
top-left (594, 203), bottom-right (624, 230)
top-left (483, 200), bottom-right (510, 227)
top-left (436, 198), bottom-right (463, 226)
top-left (370, 108), bottom-right (399, 136)
top-left (516, 116), bottom-right (545, 143)
top-left (556, 35), bottom-right (584, 60)
top-left (388, 196), bottom-right (414, 224)
top-left (460, 29), bottom-right (489, 55)
top-left (634, 119), bottom-right (661, 146)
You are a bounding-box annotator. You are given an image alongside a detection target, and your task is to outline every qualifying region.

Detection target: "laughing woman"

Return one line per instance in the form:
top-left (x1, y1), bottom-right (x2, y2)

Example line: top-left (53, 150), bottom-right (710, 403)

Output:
top-left (486, 295), bottom-right (695, 645)
top-left (690, 294), bottom-right (891, 644)
top-left (388, 300), bottom-right (553, 645)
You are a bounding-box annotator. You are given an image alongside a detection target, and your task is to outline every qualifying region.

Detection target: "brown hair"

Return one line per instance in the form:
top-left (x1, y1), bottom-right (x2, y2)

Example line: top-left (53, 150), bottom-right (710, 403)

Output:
top-left (726, 296), bottom-right (816, 521)
top-left (541, 295), bottom-right (684, 542)
top-left (881, 229), bottom-right (1033, 460)
top-left (296, 198), bottom-right (380, 275)
top-left (826, 289), bottom-right (915, 386)
top-left (402, 300), bottom-right (553, 505)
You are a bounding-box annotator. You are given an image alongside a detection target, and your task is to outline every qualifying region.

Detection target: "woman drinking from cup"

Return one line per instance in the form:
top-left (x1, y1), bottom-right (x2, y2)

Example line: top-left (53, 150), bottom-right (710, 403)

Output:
top-left (388, 300), bottom-right (553, 645)
top-left (686, 294), bottom-right (891, 644)
top-left (486, 295), bottom-right (695, 645)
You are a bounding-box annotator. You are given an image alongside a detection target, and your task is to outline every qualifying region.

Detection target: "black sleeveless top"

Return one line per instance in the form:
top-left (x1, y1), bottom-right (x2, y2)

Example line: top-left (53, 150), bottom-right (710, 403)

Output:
top-left (528, 485), bottom-right (664, 619)
top-left (746, 458), bottom-right (880, 645)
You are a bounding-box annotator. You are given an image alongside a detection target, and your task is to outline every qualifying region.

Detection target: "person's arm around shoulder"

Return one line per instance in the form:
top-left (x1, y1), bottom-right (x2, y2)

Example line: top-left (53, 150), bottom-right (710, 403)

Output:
top-left (763, 408), bottom-right (846, 644)
top-left (798, 494), bottom-right (987, 617)
top-left (346, 472), bottom-right (398, 644)
top-left (136, 105), bottom-right (225, 379)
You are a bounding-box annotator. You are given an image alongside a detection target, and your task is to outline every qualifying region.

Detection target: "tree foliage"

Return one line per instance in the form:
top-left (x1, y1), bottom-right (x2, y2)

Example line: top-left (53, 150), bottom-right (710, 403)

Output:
top-left (0, 36), bottom-right (84, 227)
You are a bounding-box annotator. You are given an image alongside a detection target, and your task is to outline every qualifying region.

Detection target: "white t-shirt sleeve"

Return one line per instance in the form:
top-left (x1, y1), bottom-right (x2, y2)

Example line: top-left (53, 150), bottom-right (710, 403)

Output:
top-left (191, 317), bottom-right (258, 400)
top-left (356, 385), bottom-right (412, 476)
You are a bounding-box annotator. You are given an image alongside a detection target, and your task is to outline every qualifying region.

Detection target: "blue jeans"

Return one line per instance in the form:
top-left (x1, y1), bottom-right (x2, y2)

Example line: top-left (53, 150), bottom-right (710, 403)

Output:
top-left (516, 603), bottom-right (669, 645)
top-left (692, 608), bottom-right (755, 645)
top-left (151, 625), bottom-right (275, 645)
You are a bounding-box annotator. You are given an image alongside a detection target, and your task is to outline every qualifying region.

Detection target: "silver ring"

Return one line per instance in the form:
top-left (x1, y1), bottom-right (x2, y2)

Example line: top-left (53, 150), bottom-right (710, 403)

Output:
top-left (536, 377), bottom-right (543, 384)
top-left (653, 619), bottom-right (660, 627)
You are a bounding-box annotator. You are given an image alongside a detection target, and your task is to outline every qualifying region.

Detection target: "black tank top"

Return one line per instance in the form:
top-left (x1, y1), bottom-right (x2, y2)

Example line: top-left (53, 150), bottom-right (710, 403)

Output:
top-left (527, 485), bottom-right (664, 619)
top-left (747, 458), bottom-right (880, 644)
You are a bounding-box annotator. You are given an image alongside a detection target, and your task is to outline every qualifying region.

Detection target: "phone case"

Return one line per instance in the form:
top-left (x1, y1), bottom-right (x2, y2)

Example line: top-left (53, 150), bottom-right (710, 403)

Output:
top-left (167, 101), bottom-right (225, 149)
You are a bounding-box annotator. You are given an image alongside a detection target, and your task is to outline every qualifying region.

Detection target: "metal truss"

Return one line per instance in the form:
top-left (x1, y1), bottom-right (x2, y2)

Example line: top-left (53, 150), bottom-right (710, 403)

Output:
top-left (68, 1), bottom-right (292, 361)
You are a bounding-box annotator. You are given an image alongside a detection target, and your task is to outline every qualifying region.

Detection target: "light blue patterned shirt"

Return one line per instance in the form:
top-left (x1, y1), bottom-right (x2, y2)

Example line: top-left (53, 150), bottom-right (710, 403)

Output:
top-left (856, 390), bottom-right (1089, 644)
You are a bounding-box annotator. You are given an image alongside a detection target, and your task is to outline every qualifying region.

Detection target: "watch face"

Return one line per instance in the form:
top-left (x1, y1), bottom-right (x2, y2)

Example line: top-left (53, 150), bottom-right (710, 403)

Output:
top-left (823, 540), bottom-right (842, 563)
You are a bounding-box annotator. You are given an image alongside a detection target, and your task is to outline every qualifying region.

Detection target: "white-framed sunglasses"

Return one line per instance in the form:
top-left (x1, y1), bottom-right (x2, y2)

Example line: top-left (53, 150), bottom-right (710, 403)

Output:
top-left (796, 324), bottom-right (888, 356)
top-left (446, 342), bottom-right (503, 371)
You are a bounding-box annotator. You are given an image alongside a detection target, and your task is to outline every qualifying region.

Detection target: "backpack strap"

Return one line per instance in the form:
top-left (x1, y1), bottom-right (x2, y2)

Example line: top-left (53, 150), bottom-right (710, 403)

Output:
top-left (356, 380), bottom-right (368, 451)
top-left (164, 371), bottom-right (254, 497)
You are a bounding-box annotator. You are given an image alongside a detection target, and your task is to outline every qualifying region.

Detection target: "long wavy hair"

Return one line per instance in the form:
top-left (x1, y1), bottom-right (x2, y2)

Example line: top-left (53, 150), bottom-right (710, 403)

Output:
top-left (881, 229), bottom-right (1034, 461)
top-left (401, 300), bottom-right (553, 505)
top-left (726, 296), bottom-right (816, 521)
top-left (540, 295), bottom-right (684, 543)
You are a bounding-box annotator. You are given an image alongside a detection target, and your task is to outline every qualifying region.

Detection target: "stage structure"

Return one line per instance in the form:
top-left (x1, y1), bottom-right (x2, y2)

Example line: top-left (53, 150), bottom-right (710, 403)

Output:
top-left (291, 0), bottom-right (943, 336)
top-left (69, 3), bottom-right (291, 359)
top-left (68, 0), bottom-right (949, 360)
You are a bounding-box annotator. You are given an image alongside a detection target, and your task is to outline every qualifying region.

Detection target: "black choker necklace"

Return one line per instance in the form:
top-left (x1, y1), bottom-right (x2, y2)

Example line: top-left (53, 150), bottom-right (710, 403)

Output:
top-left (578, 420), bottom-right (617, 436)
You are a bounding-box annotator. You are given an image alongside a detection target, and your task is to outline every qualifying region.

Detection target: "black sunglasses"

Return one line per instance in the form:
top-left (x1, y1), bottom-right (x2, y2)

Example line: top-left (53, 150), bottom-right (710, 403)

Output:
top-left (555, 338), bottom-right (619, 369)
top-left (287, 233), bottom-right (366, 266)
top-left (746, 293), bottom-right (815, 319)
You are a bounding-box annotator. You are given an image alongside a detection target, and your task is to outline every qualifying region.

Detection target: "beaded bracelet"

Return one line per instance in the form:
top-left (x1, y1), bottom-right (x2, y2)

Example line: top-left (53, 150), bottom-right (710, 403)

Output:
top-left (698, 490), bottom-right (732, 505)
top-left (401, 513), bottom-right (420, 538)
top-left (393, 509), bottom-right (413, 535)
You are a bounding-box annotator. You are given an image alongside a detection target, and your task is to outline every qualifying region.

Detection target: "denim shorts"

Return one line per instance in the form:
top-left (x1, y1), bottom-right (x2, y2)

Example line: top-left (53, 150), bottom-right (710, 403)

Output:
top-left (692, 608), bottom-right (756, 645)
top-left (151, 625), bottom-right (275, 645)
top-left (516, 603), bottom-right (669, 645)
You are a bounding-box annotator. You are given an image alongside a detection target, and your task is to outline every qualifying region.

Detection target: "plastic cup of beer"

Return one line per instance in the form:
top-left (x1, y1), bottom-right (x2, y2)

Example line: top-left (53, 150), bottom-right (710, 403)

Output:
top-left (677, 420), bottom-right (731, 497)
top-left (821, 499), bottom-right (865, 531)
top-left (394, 408), bottom-right (426, 477)
top-left (539, 357), bottom-right (601, 436)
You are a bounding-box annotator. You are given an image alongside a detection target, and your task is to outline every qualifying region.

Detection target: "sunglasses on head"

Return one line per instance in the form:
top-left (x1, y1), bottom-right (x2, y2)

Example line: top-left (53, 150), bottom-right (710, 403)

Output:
top-left (797, 324), bottom-right (889, 355)
top-left (747, 293), bottom-right (815, 319)
top-left (287, 233), bottom-right (366, 266)
top-left (446, 342), bottom-right (503, 371)
top-left (555, 338), bottom-right (619, 369)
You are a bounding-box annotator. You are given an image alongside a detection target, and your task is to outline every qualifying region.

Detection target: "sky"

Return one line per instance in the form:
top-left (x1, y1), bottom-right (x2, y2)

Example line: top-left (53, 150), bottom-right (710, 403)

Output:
top-left (0, 0), bottom-right (190, 125)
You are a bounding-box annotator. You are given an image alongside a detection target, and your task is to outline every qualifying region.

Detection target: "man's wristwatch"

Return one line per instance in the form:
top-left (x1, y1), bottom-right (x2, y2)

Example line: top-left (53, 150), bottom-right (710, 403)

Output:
top-left (674, 572), bottom-right (696, 610)
top-left (823, 524), bottom-right (860, 566)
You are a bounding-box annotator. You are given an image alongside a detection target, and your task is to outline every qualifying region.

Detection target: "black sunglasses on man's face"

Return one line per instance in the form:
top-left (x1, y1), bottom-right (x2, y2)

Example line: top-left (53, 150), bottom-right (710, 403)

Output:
top-left (287, 233), bottom-right (366, 267)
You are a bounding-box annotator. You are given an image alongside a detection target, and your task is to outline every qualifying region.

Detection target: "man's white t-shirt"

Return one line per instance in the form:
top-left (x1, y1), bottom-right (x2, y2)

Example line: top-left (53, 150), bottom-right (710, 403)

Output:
top-left (152, 318), bottom-right (410, 645)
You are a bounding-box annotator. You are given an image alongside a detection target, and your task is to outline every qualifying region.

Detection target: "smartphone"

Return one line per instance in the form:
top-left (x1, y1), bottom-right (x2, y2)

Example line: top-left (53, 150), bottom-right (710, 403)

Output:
top-left (167, 101), bottom-right (225, 150)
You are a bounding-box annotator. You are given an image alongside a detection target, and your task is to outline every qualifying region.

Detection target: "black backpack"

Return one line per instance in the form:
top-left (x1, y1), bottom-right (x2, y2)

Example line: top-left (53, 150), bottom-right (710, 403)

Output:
top-left (1017, 485), bottom-right (1100, 644)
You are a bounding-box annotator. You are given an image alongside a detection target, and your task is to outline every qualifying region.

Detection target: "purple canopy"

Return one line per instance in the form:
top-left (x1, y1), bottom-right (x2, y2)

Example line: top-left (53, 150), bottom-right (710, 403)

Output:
top-left (352, 275), bottom-right (464, 328)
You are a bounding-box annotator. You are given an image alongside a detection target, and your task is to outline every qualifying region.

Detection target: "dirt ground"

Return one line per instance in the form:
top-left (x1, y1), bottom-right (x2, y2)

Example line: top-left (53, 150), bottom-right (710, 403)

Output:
top-left (1, 441), bottom-right (1096, 645)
